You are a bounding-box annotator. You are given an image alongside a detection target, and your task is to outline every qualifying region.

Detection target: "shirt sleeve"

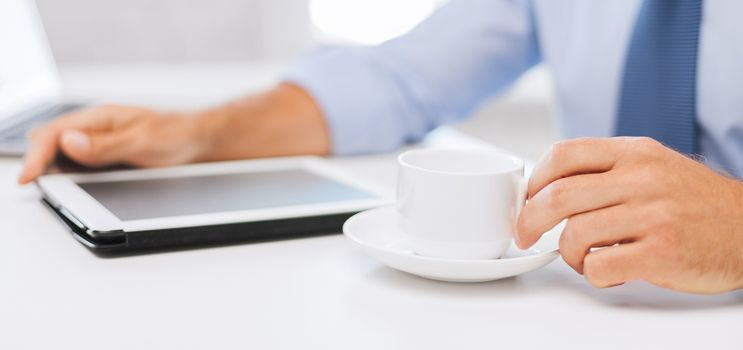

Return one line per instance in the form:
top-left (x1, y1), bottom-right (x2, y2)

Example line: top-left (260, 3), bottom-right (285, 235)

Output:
top-left (283, 0), bottom-right (541, 155)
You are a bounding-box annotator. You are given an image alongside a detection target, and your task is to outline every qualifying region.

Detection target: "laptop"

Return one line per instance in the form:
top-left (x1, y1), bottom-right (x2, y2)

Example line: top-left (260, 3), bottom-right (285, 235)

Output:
top-left (0, 0), bottom-right (83, 156)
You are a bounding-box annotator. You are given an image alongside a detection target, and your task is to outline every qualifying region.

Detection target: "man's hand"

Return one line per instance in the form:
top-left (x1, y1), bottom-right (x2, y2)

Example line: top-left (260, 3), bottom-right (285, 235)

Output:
top-left (18, 83), bottom-right (330, 184)
top-left (516, 137), bottom-right (743, 294)
top-left (18, 105), bottom-right (206, 184)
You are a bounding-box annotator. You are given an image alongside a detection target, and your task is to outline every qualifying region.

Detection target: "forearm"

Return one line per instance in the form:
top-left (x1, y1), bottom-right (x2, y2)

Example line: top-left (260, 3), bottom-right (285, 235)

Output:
top-left (193, 83), bottom-right (331, 162)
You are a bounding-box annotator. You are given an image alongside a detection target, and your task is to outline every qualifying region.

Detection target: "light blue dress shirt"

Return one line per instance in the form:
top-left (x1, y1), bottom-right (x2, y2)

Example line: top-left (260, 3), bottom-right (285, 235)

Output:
top-left (285, 0), bottom-right (743, 178)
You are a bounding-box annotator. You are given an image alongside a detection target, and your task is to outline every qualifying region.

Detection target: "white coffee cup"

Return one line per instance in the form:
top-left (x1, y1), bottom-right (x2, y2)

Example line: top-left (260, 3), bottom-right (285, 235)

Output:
top-left (396, 149), bottom-right (528, 260)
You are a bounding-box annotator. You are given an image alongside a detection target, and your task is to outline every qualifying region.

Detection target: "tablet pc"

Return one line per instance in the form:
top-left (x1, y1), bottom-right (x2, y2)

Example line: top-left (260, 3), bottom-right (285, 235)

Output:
top-left (36, 156), bottom-right (393, 253)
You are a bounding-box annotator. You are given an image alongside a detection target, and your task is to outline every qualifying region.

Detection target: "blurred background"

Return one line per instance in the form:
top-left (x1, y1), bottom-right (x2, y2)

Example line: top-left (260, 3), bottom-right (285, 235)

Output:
top-left (35, 0), bottom-right (557, 160)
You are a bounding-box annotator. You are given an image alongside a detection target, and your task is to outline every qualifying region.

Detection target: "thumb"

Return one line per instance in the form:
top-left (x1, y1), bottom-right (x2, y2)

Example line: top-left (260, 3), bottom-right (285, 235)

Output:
top-left (60, 129), bottom-right (134, 166)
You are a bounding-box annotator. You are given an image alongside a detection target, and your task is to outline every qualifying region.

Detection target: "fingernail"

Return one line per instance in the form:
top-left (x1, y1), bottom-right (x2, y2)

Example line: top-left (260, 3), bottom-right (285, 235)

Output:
top-left (62, 130), bottom-right (90, 152)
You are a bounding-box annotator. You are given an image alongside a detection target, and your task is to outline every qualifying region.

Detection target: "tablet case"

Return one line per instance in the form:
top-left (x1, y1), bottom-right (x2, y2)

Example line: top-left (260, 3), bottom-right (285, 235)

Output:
top-left (42, 198), bottom-right (356, 254)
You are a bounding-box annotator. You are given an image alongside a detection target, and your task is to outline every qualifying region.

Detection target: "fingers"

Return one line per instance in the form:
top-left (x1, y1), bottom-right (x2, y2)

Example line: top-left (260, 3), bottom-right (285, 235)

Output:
top-left (59, 128), bottom-right (139, 167)
top-left (17, 106), bottom-right (122, 184)
top-left (528, 138), bottom-right (621, 198)
top-left (516, 171), bottom-right (630, 248)
top-left (583, 243), bottom-right (648, 288)
top-left (40, 106), bottom-right (118, 135)
top-left (18, 127), bottom-right (61, 184)
top-left (558, 204), bottom-right (644, 274)
top-left (527, 137), bottom-right (666, 199)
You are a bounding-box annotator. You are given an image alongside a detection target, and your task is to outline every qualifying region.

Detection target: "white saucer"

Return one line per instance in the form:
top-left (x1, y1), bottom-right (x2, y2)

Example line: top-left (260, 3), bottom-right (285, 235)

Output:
top-left (343, 205), bottom-right (561, 282)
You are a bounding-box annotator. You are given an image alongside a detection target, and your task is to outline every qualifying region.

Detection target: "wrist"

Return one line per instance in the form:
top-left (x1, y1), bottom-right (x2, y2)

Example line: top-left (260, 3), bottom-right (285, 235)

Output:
top-left (183, 112), bottom-right (217, 163)
top-left (147, 112), bottom-right (212, 165)
top-left (191, 83), bottom-right (330, 162)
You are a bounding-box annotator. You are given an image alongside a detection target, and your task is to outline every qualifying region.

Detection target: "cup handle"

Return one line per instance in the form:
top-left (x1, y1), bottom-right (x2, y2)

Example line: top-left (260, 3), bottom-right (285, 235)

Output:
top-left (515, 177), bottom-right (528, 219)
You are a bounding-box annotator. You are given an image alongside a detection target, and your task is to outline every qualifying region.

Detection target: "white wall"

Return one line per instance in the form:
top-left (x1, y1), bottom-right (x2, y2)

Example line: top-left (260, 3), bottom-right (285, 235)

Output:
top-left (35, 0), bottom-right (312, 63)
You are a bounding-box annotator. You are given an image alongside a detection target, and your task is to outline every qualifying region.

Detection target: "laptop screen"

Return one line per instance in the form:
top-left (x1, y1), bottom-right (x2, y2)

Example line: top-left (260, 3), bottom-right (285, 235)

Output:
top-left (0, 0), bottom-right (59, 123)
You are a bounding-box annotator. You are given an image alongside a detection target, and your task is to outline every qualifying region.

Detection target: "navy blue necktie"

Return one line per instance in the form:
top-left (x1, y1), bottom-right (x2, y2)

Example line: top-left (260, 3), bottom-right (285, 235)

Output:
top-left (615, 0), bottom-right (703, 155)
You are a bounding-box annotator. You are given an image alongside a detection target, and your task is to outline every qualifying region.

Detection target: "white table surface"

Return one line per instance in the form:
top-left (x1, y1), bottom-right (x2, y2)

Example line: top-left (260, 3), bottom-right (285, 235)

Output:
top-left (1, 63), bottom-right (741, 350)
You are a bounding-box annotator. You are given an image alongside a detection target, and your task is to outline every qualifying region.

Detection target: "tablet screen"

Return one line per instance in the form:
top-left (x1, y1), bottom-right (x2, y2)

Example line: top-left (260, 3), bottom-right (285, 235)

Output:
top-left (77, 170), bottom-right (376, 221)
